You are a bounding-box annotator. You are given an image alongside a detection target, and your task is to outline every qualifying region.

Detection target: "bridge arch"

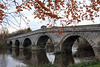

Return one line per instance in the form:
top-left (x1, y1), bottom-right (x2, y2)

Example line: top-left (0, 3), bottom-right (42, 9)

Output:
top-left (15, 40), bottom-right (20, 47)
top-left (23, 38), bottom-right (32, 47)
top-left (59, 33), bottom-right (95, 55)
top-left (9, 41), bottom-right (12, 46)
top-left (35, 34), bottom-right (55, 50)
top-left (35, 34), bottom-right (55, 45)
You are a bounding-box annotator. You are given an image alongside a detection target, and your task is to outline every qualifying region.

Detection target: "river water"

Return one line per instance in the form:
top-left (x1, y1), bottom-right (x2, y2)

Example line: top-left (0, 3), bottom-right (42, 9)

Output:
top-left (0, 46), bottom-right (95, 67)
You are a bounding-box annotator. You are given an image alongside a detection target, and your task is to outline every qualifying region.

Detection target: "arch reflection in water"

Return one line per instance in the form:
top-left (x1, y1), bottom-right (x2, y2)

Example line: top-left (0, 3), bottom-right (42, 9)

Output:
top-left (9, 48), bottom-right (95, 67)
top-left (23, 49), bottom-right (32, 60)
top-left (11, 48), bottom-right (55, 66)
top-left (36, 50), bottom-right (49, 64)
top-left (54, 53), bottom-right (74, 67)
top-left (15, 48), bottom-right (19, 56)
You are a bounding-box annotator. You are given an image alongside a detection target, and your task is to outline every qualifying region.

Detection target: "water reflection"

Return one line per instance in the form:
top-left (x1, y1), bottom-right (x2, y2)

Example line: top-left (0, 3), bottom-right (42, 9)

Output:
top-left (23, 49), bottom-right (32, 60)
top-left (15, 48), bottom-right (19, 56)
top-left (0, 49), bottom-right (26, 67)
top-left (12, 48), bottom-right (54, 66)
top-left (54, 53), bottom-right (74, 67)
top-left (0, 47), bottom-right (95, 67)
top-left (37, 50), bottom-right (49, 65)
top-left (0, 50), bottom-right (8, 67)
top-left (46, 52), bottom-right (55, 64)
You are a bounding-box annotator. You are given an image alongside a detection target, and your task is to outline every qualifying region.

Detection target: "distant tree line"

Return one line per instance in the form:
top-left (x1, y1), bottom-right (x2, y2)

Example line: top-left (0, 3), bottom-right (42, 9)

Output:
top-left (0, 27), bottom-right (32, 45)
top-left (0, 27), bottom-right (9, 45)
top-left (8, 27), bottom-right (32, 37)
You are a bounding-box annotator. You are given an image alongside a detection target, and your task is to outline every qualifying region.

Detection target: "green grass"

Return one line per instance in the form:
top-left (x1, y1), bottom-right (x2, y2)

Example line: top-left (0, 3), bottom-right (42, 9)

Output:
top-left (16, 58), bottom-right (100, 67)
top-left (1, 45), bottom-right (11, 49)
top-left (87, 64), bottom-right (100, 67)
top-left (69, 58), bottom-right (100, 67)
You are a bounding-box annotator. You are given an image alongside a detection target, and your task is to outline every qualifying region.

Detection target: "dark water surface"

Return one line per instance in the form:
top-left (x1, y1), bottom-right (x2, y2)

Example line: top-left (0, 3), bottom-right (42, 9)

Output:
top-left (0, 47), bottom-right (94, 67)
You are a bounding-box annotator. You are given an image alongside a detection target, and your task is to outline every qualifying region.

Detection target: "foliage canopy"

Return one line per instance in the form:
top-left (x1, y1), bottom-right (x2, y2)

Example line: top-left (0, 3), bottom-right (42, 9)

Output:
top-left (0, 0), bottom-right (100, 33)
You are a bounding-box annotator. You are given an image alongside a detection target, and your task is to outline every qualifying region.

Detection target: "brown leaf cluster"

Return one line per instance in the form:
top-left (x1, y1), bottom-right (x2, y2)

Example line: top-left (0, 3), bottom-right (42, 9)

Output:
top-left (16, 0), bottom-right (100, 25)
top-left (5, 0), bottom-right (100, 32)
top-left (0, 3), bottom-right (7, 23)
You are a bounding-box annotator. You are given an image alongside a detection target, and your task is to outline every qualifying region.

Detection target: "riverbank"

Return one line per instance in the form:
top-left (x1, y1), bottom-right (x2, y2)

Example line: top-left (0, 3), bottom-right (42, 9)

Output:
top-left (88, 64), bottom-right (100, 67)
top-left (26, 58), bottom-right (100, 67)
top-left (0, 44), bottom-right (11, 49)
top-left (0, 40), bottom-right (11, 49)
top-left (69, 58), bottom-right (100, 67)
top-left (30, 58), bottom-right (100, 67)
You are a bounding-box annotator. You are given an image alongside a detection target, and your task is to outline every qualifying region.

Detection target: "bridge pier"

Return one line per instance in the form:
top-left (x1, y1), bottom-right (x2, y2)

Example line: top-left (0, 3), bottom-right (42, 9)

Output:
top-left (93, 46), bottom-right (100, 59)
top-left (19, 49), bottom-right (24, 59)
top-left (19, 45), bottom-right (24, 49)
top-left (45, 39), bottom-right (54, 52)
top-left (54, 43), bottom-right (61, 53)
top-left (12, 48), bottom-right (16, 56)
top-left (11, 40), bottom-right (16, 48)
top-left (31, 45), bottom-right (37, 50)
top-left (12, 44), bottom-right (16, 48)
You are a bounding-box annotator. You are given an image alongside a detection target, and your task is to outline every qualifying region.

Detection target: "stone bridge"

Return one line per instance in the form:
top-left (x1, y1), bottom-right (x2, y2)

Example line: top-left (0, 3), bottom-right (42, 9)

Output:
top-left (6, 24), bottom-right (100, 58)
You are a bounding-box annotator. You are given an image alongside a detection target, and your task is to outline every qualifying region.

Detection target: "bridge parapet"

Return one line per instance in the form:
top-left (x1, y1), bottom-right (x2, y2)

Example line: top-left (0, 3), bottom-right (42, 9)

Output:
top-left (7, 24), bottom-right (100, 40)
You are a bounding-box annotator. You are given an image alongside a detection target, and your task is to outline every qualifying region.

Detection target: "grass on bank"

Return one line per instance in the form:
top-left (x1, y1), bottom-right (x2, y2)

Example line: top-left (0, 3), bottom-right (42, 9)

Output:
top-left (87, 64), bottom-right (100, 67)
top-left (0, 42), bottom-right (11, 49)
top-left (69, 58), bottom-right (100, 67)
top-left (1, 45), bottom-right (11, 49)
top-left (26, 58), bottom-right (100, 67)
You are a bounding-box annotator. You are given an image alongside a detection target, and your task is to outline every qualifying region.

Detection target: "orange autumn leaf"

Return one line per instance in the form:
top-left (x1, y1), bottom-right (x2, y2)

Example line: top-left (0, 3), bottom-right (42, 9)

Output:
top-left (73, 27), bottom-right (75, 31)
top-left (49, 27), bottom-right (53, 31)
top-left (52, 31), bottom-right (54, 33)
top-left (16, 6), bottom-right (21, 9)
top-left (17, 8), bottom-right (23, 12)
top-left (58, 29), bottom-right (63, 35)
top-left (47, 24), bottom-right (49, 26)
top-left (0, 4), bottom-right (5, 9)
top-left (0, 13), bottom-right (4, 17)
top-left (97, 0), bottom-right (100, 4)
top-left (0, 17), bottom-right (3, 20)
top-left (0, 9), bottom-right (4, 13)
top-left (59, 31), bottom-right (62, 35)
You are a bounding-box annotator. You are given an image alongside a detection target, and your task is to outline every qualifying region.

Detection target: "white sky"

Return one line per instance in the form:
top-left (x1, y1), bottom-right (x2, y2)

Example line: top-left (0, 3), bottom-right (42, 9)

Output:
top-left (0, 0), bottom-right (100, 33)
